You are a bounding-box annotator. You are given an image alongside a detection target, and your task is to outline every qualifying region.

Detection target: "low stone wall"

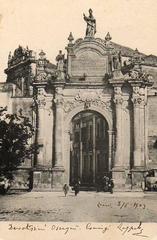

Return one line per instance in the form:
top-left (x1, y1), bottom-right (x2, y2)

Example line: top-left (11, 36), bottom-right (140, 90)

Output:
top-left (10, 169), bottom-right (32, 190)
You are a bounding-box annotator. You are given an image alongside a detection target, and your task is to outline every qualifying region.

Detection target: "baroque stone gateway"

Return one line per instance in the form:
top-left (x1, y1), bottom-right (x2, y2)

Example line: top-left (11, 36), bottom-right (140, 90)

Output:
top-left (1, 9), bottom-right (157, 191)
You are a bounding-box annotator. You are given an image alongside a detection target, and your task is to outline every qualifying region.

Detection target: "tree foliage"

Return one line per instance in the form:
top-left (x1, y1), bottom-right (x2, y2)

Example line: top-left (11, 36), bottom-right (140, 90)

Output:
top-left (0, 107), bottom-right (35, 177)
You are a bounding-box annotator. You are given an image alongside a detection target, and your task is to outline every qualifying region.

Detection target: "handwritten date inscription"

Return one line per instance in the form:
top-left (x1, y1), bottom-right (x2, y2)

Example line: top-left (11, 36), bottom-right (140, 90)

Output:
top-left (97, 200), bottom-right (146, 209)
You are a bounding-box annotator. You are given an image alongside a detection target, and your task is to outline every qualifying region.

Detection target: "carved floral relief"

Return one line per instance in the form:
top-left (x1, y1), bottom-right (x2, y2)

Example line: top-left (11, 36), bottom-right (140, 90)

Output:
top-left (63, 90), bottom-right (112, 114)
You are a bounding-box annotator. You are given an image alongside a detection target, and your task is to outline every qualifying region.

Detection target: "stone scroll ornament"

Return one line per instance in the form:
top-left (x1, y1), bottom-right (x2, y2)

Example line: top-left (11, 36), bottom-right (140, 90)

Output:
top-left (63, 90), bottom-right (112, 114)
top-left (83, 9), bottom-right (96, 38)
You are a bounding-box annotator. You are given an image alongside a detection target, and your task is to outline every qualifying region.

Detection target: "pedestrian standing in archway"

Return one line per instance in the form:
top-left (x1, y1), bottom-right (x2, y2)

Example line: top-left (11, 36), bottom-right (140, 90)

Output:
top-left (108, 178), bottom-right (114, 194)
top-left (74, 181), bottom-right (80, 196)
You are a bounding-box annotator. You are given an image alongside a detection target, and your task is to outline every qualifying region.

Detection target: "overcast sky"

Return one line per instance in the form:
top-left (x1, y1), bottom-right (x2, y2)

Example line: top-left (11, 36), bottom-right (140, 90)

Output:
top-left (0, 0), bottom-right (157, 82)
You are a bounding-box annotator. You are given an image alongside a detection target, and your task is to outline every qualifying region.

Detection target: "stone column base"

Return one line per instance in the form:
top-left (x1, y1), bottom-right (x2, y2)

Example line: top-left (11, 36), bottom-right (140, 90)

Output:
top-left (32, 169), bottom-right (52, 191)
top-left (112, 167), bottom-right (132, 191)
top-left (32, 167), bottom-right (65, 191)
top-left (131, 168), bottom-right (145, 191)
top-left (52, 166), bottom-right (65, 191)
top-left (10, 168), bottom-right (31, 190)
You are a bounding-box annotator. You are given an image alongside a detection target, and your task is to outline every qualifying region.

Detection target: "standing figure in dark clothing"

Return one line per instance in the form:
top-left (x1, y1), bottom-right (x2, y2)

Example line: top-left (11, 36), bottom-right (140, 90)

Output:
top-left (73, 182), bottom-right (80, 196)
top-left (96, 176), bottom-right (101, 192)
top-left (108, 178), bottom-right (114, 194)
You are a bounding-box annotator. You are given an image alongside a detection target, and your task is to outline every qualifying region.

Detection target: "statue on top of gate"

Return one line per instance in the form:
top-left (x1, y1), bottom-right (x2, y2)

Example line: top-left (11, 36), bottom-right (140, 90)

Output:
top-left (83, 9), bottom-right (96, 38)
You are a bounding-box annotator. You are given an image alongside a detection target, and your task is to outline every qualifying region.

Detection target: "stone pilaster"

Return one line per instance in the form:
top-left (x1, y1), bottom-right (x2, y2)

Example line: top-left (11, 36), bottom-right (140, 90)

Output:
top-left (131, 85), bottom-right (147, 190)
top-left (132, 86), bottom-right (145, 168)
top-left (139, 88), bottom-right (146, 165)
top-left (111, 83), bottom-right (130, 190)
top-left (63, 129), bottom-right (71, 184)
top-left (52, 86), bottom-right (65, 190)
top-left (35, 84), bottom-right (47, 167)
top-left (54, 87), bottom-right (64, 168)
top-left (113, 86), bottom-right (123, 168)
top-left (108, 130), bottom-right (114, 170)
top-left (32, 83), bottom-right (53, 191)
top-left (128, 70), bottom-right (153, 190)
top-left (121, 98), bottom-right (131, 168)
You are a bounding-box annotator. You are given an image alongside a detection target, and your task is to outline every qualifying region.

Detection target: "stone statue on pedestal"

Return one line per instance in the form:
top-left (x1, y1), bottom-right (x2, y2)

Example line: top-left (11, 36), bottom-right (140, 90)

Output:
top-left (56, 50), bottom-right (65, 80)
top-left (113, 51), bottom-right (122, 70)
top-left (83, 9), bottom-right (96, 38)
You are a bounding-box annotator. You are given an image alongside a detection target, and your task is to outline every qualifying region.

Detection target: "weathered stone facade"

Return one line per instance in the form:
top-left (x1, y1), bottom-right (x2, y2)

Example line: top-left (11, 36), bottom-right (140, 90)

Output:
top-left (1, 12), bottom-right (157, 191)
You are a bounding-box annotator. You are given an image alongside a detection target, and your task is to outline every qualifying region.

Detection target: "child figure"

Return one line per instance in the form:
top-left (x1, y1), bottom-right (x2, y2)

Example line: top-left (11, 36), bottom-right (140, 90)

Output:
top-left (63, 184), bottom-right (69, 197)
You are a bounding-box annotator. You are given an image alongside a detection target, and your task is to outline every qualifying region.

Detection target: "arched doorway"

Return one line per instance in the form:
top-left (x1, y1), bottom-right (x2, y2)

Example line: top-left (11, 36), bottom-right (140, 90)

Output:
top-left (69, 110), bottom-right (109, 186)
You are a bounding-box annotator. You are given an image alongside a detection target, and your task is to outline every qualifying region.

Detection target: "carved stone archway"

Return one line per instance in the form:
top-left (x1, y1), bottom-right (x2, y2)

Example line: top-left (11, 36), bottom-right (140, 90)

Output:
top-left (62, 104), bottom-right (114, 184)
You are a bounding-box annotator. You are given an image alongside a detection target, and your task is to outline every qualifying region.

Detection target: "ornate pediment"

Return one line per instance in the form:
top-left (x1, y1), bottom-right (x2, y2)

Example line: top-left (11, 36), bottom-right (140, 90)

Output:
top-left (66, 34), bottom-right (120, 83)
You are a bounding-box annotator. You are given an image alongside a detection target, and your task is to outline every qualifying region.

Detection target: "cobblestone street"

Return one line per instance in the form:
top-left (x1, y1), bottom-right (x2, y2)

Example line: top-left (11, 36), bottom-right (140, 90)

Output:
top-left (0, 191), bottom-right (157, 222)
